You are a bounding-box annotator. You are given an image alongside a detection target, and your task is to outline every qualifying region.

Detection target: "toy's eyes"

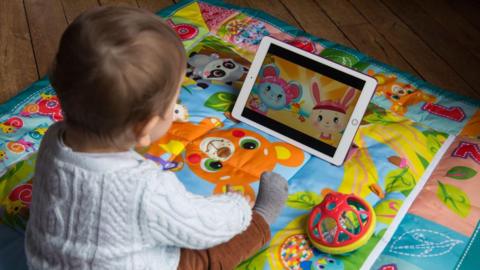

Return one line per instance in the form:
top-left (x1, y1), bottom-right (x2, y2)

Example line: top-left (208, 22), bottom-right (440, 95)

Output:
top-left (201, 158), bottom-right (223, 172)
top-left (392, 85), bottom-right (405, 95)
top-left (212, 69), bottom-right (225, 77)
top-left (406, 89), bottom-right (415, 94)
top-left (223, 61), bottom-right (235, 69)
top-left (266, 85), bottom-right (271, 91)
top-left (333, 117), bottom-right (339, 123)
top-left (239, 136), bottom-right (260, 150)
top-left (392, 95), bottom-right (400, 100)
top-left (277, 94), bottom-right (283, 100)
top-left (317, 115), bottom-right (323, 122)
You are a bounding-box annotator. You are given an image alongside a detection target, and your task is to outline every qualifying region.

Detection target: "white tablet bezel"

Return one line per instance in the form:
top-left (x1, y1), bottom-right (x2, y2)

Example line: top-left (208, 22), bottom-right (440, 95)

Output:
top-left (232, 36), bottom-right (377, 166)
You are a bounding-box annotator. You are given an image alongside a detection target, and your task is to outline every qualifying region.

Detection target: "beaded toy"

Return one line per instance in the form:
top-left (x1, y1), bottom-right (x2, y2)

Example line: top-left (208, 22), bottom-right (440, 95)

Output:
top-left (307, 191), bottom-right (376, 254)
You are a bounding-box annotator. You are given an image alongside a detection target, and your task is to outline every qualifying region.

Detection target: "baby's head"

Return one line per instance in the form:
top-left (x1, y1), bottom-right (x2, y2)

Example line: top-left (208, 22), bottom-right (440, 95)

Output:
top-left (50, 6), bottom-right (186, 150)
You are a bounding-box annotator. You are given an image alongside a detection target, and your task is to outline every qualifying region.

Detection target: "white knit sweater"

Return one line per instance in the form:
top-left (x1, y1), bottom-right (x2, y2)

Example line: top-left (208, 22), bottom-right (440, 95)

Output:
top-left (25, 122), bottom-right (252, 270)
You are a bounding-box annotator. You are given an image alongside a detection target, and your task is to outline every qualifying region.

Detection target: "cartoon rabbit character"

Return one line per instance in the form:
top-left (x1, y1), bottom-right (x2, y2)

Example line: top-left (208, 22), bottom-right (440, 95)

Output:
top-left (310, 79), bottom-right (356, 141)
top-left (253, 64), bottom-right (302, 114)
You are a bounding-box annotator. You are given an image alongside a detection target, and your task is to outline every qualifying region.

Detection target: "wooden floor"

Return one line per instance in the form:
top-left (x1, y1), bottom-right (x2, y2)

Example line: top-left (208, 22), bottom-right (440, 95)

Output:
top-left (1, 0), bottom-right (480, 104)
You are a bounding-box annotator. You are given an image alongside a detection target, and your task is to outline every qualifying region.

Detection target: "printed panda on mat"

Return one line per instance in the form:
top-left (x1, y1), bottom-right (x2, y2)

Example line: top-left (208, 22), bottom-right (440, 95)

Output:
top-left (186, 52), bottom-right (249, 88)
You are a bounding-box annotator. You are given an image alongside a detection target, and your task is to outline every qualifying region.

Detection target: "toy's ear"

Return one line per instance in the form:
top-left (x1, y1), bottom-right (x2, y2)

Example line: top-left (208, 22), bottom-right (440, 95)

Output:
top-left (340, 87), bottom-right (356, 108)
top-left (272, 142), bottom-right (305, 167)
top-left (261, 64), bottom-right (279, 78)
top-left (199, 117), bottom-right (223, 129)
top-left (287, 82), bottom-right (303, 102)
top-left (186, 151), bottom-right (203, 165)
top-left (310, 79), bottom-right (322, 105)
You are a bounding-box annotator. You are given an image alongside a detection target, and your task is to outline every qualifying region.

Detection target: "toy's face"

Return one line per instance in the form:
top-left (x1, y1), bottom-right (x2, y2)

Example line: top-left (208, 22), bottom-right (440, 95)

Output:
top-left (185, 128), bottom-right (277, 184)
top-left (387, 84), bottom-right (417, 102)
top-left (0, 124), bottom-right (14, 134)
top-left (5, 200), bottom-right (24, 215)
top-left (202, 58), bottom-right (243, 82)
top-left (173, 104), bottom-right (189, 122)
top-left (310, 109), bottom-right (347, 133)
top-left (258, 82), bottom-right (287, 110)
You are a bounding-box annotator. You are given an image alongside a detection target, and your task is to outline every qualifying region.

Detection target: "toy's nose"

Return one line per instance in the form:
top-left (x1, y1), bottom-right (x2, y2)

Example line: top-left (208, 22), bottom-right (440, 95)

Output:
top-left (217, 147), bottom-right (231, 159)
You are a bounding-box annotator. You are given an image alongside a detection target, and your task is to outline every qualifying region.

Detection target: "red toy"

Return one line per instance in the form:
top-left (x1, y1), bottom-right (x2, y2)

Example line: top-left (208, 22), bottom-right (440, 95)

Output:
top-left (307, 191), bottom-right (376, 254)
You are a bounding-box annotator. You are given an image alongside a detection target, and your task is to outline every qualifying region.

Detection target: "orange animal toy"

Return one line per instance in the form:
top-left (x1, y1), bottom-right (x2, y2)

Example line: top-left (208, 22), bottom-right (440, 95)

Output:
top-left (146, 117), bottom-right (305, 200)
top-left (368, 70), bottom-right (436, 115)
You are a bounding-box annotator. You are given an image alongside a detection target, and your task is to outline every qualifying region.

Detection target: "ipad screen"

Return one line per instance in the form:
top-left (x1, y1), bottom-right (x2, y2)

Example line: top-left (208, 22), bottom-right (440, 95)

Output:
top-left (241, 44), bottom-right (366, 157)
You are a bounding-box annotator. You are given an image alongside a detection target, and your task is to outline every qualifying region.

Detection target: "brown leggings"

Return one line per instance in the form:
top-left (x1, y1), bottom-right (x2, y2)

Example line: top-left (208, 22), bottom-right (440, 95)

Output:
top-left (177, 212), bottom-right (271, 270)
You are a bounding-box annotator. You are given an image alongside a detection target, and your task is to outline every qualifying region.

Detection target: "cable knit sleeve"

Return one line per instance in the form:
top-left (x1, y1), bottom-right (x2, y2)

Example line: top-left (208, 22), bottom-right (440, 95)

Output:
top-left (140, 170), bottom-right (252, 250)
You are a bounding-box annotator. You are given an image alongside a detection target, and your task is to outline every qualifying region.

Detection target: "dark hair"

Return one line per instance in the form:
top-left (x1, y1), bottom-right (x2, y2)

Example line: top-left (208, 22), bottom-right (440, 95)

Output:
top-left (50, 6), bottom-right (186, 142)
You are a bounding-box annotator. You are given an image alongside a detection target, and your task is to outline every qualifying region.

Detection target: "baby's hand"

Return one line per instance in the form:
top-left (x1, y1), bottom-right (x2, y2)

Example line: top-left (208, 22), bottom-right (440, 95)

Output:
top-left (226, 184), bottom-right (255, 208)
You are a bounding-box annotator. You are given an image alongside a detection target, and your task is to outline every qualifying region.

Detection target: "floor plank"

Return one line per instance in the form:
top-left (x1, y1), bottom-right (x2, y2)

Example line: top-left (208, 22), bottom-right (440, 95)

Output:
top-left (413, 0), bottom-right (480, 61)
top-left (24, 0), bottom-right (68, 77)
top-left (223, 0), bottom-right (251, 7)
top-left (280, 0), bottom-right (355, 48)
top-left (244, 0), bottom-right (302, 29)
top-left (382, 0), bottom-right (480, 98)
top-left (99, 0), bottom-right (139, 7)
top-left (0, 0), bottom-right (38, 103)
top-left (61, 0), bottom-right (100, 24)
top-left (136, 0), bottom-right (174, 12)
top-left (316, 0), bottom-right (418, 76)
top-left (1, 0), bottom-right (480, 102)
top-left (350, 0), bottom-right (476, 98)
top-left (448, 0), bottom-right (480, 31)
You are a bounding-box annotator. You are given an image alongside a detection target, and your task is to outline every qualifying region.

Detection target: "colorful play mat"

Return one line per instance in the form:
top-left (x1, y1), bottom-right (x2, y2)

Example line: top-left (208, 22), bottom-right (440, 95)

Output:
top-left (1, 1), bottom-right (479, 269)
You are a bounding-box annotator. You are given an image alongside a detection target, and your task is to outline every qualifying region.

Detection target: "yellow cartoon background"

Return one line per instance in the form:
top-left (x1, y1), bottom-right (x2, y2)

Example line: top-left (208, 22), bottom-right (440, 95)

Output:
top-left (247, 54), bottom-right (361, 147)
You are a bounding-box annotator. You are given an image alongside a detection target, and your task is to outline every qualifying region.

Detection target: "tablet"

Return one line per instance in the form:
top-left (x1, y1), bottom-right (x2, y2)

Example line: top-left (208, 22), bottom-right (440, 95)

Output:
top-left (232, 37), bottom-right (377, 166)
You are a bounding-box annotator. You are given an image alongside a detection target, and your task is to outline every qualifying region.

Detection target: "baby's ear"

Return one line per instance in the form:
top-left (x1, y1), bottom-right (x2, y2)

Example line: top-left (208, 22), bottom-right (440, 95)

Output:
top-left (261, 64), bottom-right (279, 77)
top-left (135, 116), bottom-right (160, 147)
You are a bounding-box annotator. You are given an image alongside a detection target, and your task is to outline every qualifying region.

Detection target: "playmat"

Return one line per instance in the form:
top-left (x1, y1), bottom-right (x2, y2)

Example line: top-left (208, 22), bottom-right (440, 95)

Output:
top-left (1, 1), bottom-right (479, 269)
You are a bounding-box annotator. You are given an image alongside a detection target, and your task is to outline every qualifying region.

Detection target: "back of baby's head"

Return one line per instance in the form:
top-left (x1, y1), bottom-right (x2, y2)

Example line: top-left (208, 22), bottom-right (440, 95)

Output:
top-left (50, 6), bottom-right (186, 142)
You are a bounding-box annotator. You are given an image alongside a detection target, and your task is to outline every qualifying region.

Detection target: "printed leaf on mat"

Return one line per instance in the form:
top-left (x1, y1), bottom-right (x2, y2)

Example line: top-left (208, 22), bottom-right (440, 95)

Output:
top-left (416, 153), bottom-right (430, 169)
top-left (236, 247), bottom-right (267, 270)
top-left (436, 181), bottom-right (471, 218)
top-left (286, 191), bottom-right (322, 210)
top-left (204, 92), bottom-right (237, 112)
top-left (320, 48), bottom-right (359, 67)
top-left (389, 229), bottom-right (463, 257)
top-left (446, 166), bottom-right (477, 180)
top-left (384, 168), bottom-right (416, 194)
top-left (423, 130), bottom-right (448, 154)
top-left (363, 111), bottom-right (399, 125)
top-left (374, 199), bottom-right (402, 225)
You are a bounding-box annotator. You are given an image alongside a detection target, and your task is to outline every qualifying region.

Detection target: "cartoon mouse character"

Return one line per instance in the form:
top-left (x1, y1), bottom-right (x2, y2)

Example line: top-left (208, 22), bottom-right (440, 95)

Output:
top-left (186, 52), bottom-right (249, 88)
top-left (253, 64), bottom-right (302, 114)
top-left (309, 79), bottom-right (356, 141)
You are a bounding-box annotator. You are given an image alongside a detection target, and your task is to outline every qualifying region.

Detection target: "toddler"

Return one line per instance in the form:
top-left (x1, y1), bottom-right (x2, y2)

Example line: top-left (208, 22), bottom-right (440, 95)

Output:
top-left (25, 6), bottom-right (288, 270)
